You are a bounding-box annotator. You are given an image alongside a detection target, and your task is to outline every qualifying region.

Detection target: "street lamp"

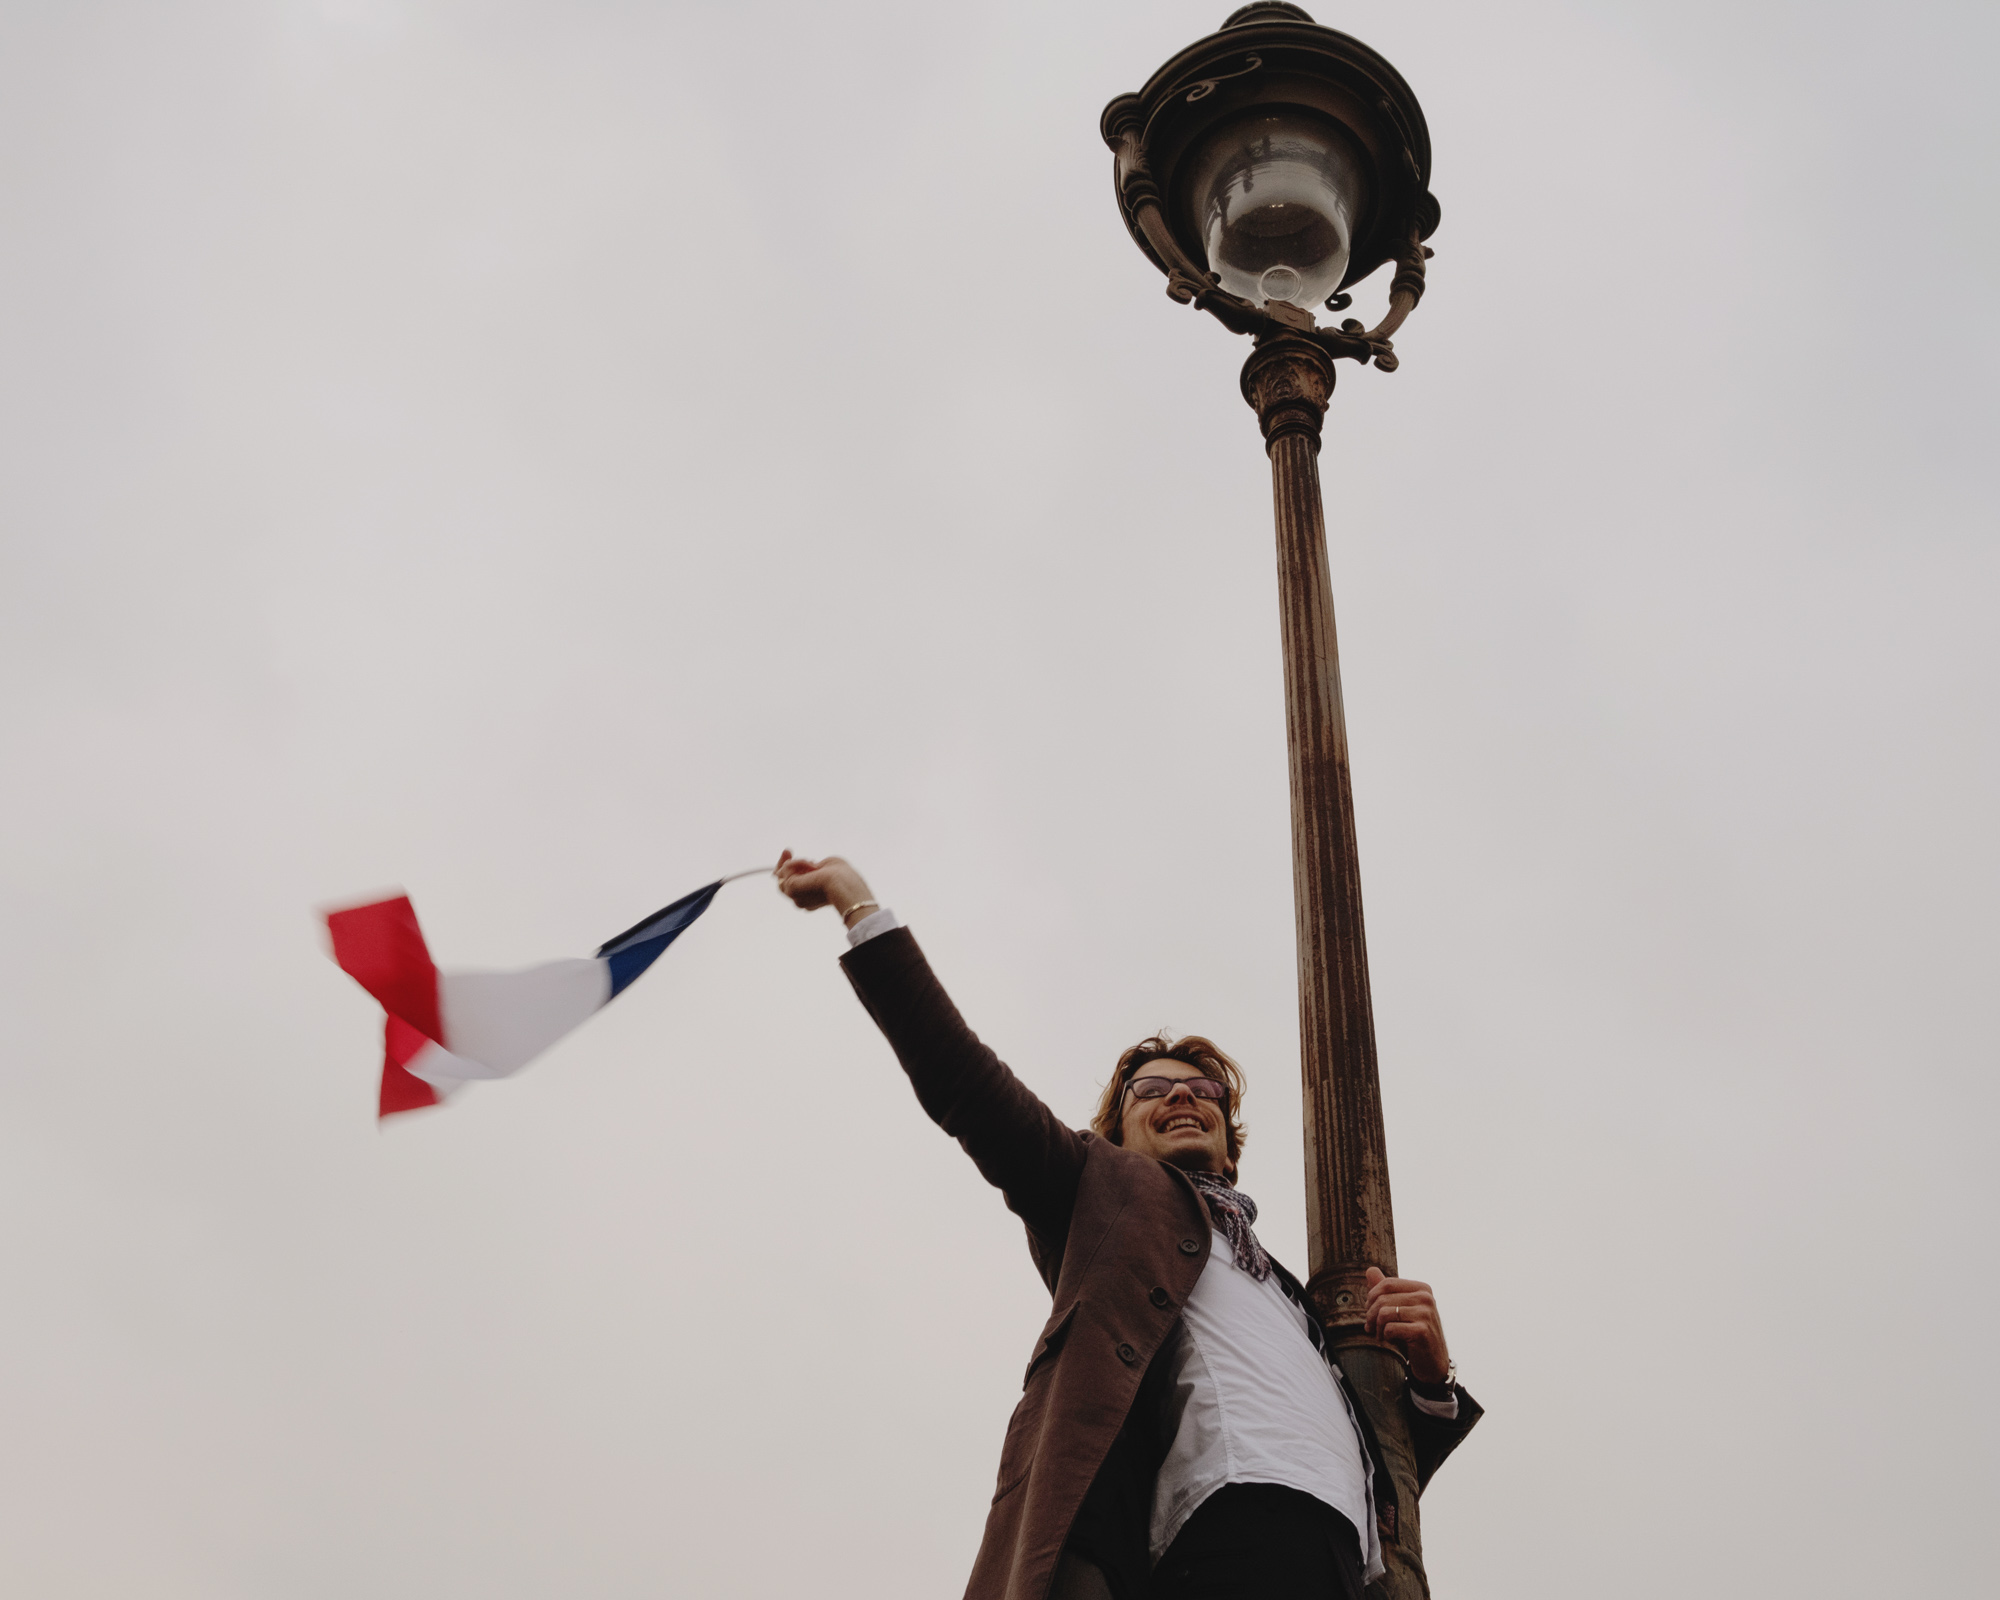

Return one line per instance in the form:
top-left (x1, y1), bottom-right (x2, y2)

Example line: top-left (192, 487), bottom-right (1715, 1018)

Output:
top-left (1103, 5), bottom-right (1444, 1594)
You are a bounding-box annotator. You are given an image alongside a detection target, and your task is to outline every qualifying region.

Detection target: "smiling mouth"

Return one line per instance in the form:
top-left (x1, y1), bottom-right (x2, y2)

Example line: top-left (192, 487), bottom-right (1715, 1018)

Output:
top-left (1158, 1113), bottom-right (1207, 1136)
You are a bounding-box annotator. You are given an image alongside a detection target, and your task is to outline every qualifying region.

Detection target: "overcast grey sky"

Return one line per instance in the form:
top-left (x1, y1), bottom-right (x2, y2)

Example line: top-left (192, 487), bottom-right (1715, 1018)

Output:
top-left (2, 1), bottom-right (1995, 1595)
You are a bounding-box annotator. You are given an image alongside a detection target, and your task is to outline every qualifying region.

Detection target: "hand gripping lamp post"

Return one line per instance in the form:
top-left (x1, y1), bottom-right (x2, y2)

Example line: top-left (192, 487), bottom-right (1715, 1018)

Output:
top-left (1103, 7), bottom-right (1445, 1592)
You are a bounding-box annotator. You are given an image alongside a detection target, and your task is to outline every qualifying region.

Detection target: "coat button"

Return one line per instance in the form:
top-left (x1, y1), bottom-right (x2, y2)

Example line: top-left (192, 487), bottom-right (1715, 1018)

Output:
top-left (1116, 1342), bottom-right (1138, 1364)
top-left (1179, 1238), bottom-right (1200, 1255)
top-left (1150, 1287), bottom-right (1171, 1308)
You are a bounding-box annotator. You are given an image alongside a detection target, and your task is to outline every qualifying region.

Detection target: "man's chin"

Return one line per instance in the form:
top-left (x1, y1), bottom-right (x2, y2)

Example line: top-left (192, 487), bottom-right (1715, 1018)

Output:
top-left (1164, 1147), bottom-right (1225, 1176)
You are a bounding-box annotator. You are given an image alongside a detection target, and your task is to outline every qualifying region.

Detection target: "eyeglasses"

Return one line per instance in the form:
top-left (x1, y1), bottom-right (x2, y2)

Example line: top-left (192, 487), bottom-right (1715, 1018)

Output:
top-left (1124, 1074), bottom-right (1228, 1104)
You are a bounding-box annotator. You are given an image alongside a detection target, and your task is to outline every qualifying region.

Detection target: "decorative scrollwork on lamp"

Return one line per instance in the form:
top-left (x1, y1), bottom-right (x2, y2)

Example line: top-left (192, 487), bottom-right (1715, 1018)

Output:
top-left (1174, 54), bottom-right (1264, 104)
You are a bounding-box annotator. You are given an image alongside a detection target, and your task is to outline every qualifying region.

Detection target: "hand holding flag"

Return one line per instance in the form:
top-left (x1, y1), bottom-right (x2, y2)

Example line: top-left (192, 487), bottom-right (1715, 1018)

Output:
top-left (772, 850), bottom-right (879, 925)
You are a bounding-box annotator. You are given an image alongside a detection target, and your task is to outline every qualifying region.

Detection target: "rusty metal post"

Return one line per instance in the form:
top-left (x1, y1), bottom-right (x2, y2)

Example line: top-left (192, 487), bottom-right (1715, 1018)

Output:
top-left (1240, 334), bottom-right (1397, 1313)
top-left (1241, 334), bottom-right (1427, 1599)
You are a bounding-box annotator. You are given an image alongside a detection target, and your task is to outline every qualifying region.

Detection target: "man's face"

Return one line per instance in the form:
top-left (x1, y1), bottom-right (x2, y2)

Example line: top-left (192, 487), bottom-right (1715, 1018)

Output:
top-left (1118, 1058), bottom-right (1231, 1176)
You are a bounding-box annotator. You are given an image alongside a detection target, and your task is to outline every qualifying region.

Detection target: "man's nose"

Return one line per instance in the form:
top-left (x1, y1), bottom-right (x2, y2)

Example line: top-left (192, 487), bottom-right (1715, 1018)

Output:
top-left (1163, 1082), bottom-right (1195, 1105)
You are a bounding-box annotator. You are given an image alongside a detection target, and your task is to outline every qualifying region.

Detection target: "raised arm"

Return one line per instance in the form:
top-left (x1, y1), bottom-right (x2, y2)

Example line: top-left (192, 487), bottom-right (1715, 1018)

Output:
top-left (776, 852), bottom-right (1086, 1243)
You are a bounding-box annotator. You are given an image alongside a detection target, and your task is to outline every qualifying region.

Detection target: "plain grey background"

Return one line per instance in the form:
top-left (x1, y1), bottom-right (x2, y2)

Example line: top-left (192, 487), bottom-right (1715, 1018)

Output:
top-left (2, 1), bottom-right (1994, 1595)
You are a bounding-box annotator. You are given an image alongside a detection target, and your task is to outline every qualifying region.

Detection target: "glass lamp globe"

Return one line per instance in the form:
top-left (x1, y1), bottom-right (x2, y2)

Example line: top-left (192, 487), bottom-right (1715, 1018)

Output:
top-left (1185, 109), bottom-right (1366, 309)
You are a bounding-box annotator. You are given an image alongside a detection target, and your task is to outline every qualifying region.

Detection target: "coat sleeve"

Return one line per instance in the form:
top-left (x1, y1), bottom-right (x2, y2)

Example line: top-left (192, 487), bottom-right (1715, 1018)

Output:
top-left (840, 927), bottom-right (1087, 1244)
top-left (1410, 1386), bottom-right (1484, 1494)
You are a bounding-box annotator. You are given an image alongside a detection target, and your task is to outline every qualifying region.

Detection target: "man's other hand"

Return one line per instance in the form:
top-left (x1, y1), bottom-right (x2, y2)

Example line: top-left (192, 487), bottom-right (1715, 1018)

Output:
top-left (774, 850), bottom-right (878, 925)
top-left (1362, 1266), bottom-right (1451, 1386)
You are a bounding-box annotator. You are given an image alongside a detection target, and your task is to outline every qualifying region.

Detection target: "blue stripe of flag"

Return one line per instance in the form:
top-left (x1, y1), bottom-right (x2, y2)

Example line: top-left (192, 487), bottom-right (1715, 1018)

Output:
top-left (595, 882), bottom-right (723, 999)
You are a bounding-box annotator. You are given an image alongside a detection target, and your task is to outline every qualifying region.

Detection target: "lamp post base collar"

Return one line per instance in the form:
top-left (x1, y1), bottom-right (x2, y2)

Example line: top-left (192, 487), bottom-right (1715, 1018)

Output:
top-left (1241, 336), bottom-right (1336, 454)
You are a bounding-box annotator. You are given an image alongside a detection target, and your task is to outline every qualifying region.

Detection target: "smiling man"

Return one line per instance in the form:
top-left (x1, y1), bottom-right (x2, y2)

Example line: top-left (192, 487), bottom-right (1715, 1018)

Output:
top-left (775, 852), bottom-right (1479, 1600)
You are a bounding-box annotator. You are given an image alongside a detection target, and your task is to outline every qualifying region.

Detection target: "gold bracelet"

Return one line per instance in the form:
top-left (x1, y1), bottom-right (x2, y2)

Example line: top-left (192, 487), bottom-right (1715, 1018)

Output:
top-left (842, 900), bottom-right (880, 924)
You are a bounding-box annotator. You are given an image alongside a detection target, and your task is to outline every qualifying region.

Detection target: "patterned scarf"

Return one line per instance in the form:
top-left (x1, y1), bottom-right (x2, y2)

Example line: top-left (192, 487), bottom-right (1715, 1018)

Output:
top-left (1186, 1170), bottom-right (1272, 1281)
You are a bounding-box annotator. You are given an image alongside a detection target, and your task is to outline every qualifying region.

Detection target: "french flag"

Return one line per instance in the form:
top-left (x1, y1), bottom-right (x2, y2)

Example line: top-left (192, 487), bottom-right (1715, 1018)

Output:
top-left (326, 874), bottom-right (758, 1118)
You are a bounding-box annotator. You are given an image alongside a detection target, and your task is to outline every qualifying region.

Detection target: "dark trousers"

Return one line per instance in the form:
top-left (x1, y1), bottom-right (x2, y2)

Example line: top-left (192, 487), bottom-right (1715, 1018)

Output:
top-left (1148, 1483), bottom-right (1366, 1600)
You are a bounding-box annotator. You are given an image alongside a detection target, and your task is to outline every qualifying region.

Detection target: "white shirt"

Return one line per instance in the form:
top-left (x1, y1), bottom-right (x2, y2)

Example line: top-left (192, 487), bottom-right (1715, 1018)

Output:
top-left (1153, 1231), bottom-right (1382, 1578)
top-left (846, 911), bottom-right (1457, 1582)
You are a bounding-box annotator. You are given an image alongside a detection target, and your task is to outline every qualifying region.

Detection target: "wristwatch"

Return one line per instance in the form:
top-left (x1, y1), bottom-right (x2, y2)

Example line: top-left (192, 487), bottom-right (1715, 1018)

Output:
top-left (1409, 1359), bottom-right (1457, 1400)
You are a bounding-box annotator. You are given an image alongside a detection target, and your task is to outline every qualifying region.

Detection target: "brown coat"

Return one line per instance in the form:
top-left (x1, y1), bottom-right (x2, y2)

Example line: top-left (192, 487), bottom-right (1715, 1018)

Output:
top-left (843, 927), bottom-right (1479, 1600)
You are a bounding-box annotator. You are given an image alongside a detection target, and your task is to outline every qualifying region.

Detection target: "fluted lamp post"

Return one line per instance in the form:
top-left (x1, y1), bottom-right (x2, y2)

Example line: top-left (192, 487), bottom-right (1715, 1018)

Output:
top-left (1102, 5), bottom-right (1444, 1594)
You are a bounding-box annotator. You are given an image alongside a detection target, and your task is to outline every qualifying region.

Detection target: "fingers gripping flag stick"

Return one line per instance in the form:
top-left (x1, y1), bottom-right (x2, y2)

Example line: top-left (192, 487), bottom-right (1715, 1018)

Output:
top-left (325, 869), bottom-right (768, 1118)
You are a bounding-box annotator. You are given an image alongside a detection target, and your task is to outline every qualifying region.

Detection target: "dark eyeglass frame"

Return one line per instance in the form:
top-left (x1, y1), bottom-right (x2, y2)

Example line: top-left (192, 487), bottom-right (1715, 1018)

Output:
top-left (1115, 1071), bottom-right (1230, 1121)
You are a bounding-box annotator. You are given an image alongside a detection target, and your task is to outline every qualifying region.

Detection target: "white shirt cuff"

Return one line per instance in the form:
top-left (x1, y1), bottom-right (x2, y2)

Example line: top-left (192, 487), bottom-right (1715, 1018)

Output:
top-left (1409, 1386), bottom-right (1460, 1420)
top-left (845, 907), bottom-right (902, 947)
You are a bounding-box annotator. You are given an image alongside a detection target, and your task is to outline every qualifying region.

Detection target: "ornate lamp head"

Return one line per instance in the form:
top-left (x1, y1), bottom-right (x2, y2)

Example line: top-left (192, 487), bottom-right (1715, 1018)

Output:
top-left (1101, 4), bottom-right (1438, 371)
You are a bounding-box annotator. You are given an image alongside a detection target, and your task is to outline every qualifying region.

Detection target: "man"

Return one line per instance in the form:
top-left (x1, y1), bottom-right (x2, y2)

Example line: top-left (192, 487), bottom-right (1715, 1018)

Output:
top-left (775, 851), bottom-right (1479, 1600)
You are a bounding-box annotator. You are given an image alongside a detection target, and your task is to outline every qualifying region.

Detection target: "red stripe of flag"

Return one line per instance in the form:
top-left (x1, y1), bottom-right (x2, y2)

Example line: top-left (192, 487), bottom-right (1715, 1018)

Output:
top-left (326, 895), bottom-right (445, 1118)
